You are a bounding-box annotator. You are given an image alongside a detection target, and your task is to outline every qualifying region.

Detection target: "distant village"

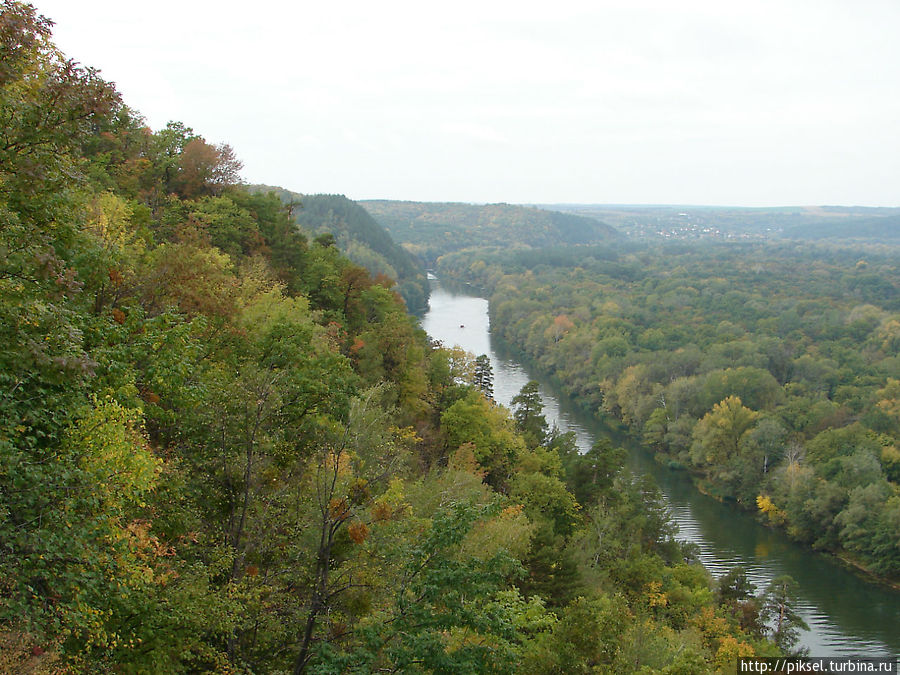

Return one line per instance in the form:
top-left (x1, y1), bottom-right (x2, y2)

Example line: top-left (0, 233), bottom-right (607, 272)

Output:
top-left (620, 212), bottom-right (782, 240)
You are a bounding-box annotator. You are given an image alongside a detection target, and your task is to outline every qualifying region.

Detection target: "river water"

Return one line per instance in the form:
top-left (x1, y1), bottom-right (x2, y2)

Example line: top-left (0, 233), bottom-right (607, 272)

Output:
top-left (422, 281), bottom-right (900, 658)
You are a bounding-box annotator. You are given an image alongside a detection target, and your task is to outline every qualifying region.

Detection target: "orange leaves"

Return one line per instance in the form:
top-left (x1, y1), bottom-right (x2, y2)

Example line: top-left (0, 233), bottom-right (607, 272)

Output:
top-left (500, 504), bottom-right (524, 518)
top-left (448, 443), bottom-right (487, 478)
top-left (174, 138), bottom-right (243, 199)
top-left (690, 605), bottom-right (730, 651)
top-left (349, 337), bottom-right (366, 354)
top-left (347, 521), bottom-right (369, 544)
top-left (547, 313), bottom-right (575, 342)
top-left (126, 520), bottom-right (175, 559)
top-left (139, 388), bottom-right (160, 404)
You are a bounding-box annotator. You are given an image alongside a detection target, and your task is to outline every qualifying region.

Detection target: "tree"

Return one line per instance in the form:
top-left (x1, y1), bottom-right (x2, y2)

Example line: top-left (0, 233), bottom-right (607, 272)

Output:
top-left (173, 138), bottom-right (242, 199)
top-left (759, 575), bottom-right (808, 655)
top-left (511, 380), bottom-right (548, 447)
top-left (562, 437), bottom-right (626, 506)
top-left (474, 354), bottom-right (494, 400)
top-left (292, 390), bottom-right (400, 674)
top-left (715, 567), bottom-right (764, 636)
top-left (690, 396), bottom-right (759, 468)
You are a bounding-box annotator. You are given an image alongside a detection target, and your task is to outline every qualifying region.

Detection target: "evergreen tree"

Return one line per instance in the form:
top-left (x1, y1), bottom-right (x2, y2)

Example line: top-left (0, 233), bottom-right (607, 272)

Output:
top-left (474, 354), bottom-right (494, 400)
top-left (760, 575), bottom-right (809, 655)
top-left (511, 380), bottom-right (549, 446)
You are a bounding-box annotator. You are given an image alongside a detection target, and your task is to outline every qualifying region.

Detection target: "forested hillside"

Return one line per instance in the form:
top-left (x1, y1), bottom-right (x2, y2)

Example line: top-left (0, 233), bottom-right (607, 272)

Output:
top-left (438, 242), bottom-right (900, 579)
top-left (251, 187), bottom-right (430, 313)
top-left (1, 3), bottom-right (797, 672)
top-left (362, 200), bottom-right (621, 266)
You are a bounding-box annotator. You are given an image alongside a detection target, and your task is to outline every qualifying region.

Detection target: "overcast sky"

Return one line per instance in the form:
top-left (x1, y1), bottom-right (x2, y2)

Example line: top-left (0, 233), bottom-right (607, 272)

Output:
top-left (33, 0), bottom-right (900, 206)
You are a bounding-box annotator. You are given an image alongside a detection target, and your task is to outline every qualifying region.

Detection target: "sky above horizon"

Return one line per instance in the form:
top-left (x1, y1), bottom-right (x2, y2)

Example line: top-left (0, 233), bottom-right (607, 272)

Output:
top-left (33, 0), bottom-right (900, 207)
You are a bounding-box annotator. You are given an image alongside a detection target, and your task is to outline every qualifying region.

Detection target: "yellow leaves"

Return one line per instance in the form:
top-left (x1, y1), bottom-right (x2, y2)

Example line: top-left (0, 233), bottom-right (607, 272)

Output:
top-left (86, 191), bottom-right (133, 249)
top-left (0, 630), bottom-right (62, 674)
top-left (715, 636), bottom-right (755, 672)
top-left (875, 378), bottom-right (900, 422)
top-left (600, 299), bottom-right (621, 315)
top-left (328, 449), bottom-right (353, 477)
top-left (368, 477), bottom-right (410, 525)
top-left (143, 242), bottom-right (236, 320)
top-left (690, 606), bottom-right (729, 651)
top-left (237, 281), bottom-right (312, 339)
top-left (392, 425), bottom-right (422, 445)
top-left (645, 580), bottom-right (668, 608)
top-left (757, 494), bottom-right (787, 525)
top-left (875, 318), bottom-right (900, 352)
top-left (691, 396), bottom-right (760, 466)
top-left (67, 396), bottom-right (159, 506)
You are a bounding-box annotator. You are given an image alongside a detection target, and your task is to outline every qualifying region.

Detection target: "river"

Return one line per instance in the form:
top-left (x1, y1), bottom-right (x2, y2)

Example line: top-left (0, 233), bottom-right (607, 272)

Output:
top-left (422, 281), bottom-right (900, 658)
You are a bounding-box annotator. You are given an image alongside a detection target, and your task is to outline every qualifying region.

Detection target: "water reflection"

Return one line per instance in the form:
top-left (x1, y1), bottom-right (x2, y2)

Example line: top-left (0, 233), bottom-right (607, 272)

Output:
top-left (422, 282), bottom-right (900, 658)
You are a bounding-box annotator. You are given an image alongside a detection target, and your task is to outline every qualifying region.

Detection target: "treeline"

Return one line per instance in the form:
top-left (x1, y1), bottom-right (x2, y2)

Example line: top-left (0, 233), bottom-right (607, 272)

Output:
top-left (437, 241), bottom-right (900, 579)
top-left (0, 3), bottom-right (801, 671)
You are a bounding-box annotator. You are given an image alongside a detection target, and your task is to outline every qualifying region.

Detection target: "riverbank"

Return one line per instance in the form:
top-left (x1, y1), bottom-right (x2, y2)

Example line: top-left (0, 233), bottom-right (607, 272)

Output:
top-left (496, 326), bottom-right (900, 592)
top-left (423, 280), bottom-right (900, 657)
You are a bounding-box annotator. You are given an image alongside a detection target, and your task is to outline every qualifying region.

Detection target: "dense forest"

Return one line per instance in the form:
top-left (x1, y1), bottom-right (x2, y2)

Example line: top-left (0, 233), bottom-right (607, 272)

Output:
top-left (437, 241), bottom-right (900, 579)
top-left (250, 188), bottom-right (430, 314)
top-left (0, 3), bottom-right (803, 672)
top-left (361, 200), bottom-right (620, 267)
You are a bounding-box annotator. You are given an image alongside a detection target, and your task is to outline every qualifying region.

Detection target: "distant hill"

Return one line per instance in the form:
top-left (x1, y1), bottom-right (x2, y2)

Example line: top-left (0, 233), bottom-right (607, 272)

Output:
top-left (360, 200), bottom-right (621, 266)
top-left (786, 214), bottom-right (900, 241)
top-left (546, 204), bottom-right (900, 242)
top-left (250, 187), bottom-right (429, 313)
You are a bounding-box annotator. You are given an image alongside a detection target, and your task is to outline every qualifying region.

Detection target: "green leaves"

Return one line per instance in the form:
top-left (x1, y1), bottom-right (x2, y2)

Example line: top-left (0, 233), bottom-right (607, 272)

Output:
top-left (318, 500), bottom-right (526, 675)
top-left (1, 396), bottom-right (160, 656)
